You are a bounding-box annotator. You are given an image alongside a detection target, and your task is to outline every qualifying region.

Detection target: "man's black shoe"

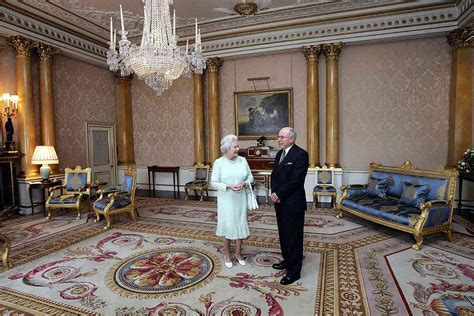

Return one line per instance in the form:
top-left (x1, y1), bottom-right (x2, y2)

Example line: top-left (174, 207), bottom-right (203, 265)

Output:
top-left (280, 275), bottom-right (300, 285)
top-left (272, 263), bottom-right (286, 270)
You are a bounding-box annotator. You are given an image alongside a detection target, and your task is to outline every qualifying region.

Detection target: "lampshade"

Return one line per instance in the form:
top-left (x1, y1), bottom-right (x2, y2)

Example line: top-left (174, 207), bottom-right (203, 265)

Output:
top-left (32, 146), bottom-right (59, 165)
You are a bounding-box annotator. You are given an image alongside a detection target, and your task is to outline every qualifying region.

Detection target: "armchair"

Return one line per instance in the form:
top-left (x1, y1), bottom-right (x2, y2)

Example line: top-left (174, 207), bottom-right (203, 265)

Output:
top-left (313, 166), bottom-right (337, 208)
top-left (93, 168), bottom-right (138, 230)
top-left (184, 164), bottom-right (210, 201)
top-left (0, 232), bottom-right (12, 269)
top-left (45, 166), bottom-right (91, 220)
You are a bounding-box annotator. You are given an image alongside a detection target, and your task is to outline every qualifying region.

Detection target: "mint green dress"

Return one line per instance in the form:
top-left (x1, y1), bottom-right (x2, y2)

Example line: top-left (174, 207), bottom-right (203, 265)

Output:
top-left (211, 156), bottom-right (254, 240)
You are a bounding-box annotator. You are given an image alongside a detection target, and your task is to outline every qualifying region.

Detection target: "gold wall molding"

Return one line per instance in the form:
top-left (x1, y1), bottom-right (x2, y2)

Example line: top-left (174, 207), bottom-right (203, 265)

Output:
top-left (322, 43), bottom-right (342, 61)
top-left (303, 45), bottom-right (322, 63)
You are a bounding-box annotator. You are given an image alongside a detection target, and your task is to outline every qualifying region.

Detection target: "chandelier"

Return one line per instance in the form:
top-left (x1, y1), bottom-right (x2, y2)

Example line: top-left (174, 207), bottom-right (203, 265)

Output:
top-left (107, 0), bottom-right (206, 95)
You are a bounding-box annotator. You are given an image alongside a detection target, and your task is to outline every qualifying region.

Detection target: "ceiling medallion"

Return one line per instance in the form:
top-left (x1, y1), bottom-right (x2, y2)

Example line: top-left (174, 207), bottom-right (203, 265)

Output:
top-left (234, 0), bottom-right (259, 16)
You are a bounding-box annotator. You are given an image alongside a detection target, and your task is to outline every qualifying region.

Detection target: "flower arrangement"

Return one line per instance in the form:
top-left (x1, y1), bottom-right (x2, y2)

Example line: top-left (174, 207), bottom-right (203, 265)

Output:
top-left (457, 148), bottom-right (474, 174)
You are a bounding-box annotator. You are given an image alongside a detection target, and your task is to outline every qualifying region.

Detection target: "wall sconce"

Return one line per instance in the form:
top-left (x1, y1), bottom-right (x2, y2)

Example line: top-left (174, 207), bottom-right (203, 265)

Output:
top-left (1, 93), bottom-right (19, 118)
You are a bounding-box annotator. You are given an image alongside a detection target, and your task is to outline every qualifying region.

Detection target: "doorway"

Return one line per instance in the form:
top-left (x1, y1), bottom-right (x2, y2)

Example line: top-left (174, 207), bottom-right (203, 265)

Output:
top-left (86, 122), bottom-right (117, 188)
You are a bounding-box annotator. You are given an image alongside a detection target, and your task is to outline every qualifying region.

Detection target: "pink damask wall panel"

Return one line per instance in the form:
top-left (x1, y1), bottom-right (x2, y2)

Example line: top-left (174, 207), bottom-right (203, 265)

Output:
top-left (339, 37), bottom-right (451, 169)
top-left (132, 76), bottom-right (194, 167)
top-left (220, 52), bottom-right (307, 150)
top-left (53, 55), bottom-right (116, 170)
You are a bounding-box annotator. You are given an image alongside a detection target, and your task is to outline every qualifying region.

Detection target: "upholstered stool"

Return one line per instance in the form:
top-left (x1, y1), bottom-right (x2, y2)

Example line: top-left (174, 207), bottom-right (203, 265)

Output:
top-left (0, 233), bottom-right (12, 269)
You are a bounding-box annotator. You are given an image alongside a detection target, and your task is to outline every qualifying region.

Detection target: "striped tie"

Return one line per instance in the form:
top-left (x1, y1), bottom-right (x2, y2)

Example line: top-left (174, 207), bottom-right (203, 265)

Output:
top-left (279, 150), bottom-right (286, 165)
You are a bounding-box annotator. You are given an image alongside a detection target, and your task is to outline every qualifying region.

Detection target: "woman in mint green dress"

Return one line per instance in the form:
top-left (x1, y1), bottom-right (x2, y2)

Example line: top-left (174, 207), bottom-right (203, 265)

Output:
top-left (211, 134), bottom-right (254, 268)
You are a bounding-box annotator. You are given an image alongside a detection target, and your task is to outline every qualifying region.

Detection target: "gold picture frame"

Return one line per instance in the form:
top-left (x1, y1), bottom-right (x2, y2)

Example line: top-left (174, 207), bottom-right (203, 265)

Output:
top-left (234, 88), bottom-right (293, 140)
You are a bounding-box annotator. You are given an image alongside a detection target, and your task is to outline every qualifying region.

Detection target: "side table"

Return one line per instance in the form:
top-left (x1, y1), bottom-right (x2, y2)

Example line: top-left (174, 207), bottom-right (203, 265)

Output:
top-left (147, 166), bottom-right (180, 198)
top-left (29, 180), bottom-right (62, 216)
top-left (457, 172), bottom-right (474, 216)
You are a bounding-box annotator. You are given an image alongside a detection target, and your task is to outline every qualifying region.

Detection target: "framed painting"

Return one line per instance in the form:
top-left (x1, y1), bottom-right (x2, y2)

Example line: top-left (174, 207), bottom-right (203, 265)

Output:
top-left (234, 88), bottom-right (293, 140)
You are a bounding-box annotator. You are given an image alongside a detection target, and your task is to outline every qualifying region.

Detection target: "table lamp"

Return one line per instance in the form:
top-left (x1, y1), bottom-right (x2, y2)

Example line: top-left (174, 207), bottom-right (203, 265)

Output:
top-left (32, 146), bottom-right (59, 181)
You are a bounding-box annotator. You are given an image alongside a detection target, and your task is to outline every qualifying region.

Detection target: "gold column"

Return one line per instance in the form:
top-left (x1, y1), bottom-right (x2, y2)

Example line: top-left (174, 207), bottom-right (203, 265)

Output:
top-left (193, 73), bottom-right (205, 164)
top-left (447, 28), bottom-right (473, 167)
top-left (303, 45), bottom-right (322, 168)
top-left (38, 43), bottom-right (60, 173)
top-left (116, 74), bottom-right (135, 166)
top-left (323, 43), bottom-right (342, 168)
top-left (8, 36), bottom-right (39, 178)
top-left (206, 57), bottom-right (223, 165)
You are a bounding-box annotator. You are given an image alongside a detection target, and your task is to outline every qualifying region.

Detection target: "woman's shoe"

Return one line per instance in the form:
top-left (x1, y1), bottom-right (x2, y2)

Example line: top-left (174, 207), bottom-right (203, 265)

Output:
top-left (224, 260), bottom-right (233, 268)
top-left (236, 256), bottom-right (246, 266)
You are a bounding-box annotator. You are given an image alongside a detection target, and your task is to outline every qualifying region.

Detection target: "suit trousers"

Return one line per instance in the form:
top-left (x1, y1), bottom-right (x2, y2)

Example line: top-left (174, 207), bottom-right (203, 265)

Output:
top-left (275, 203), bottom-right (305, 278)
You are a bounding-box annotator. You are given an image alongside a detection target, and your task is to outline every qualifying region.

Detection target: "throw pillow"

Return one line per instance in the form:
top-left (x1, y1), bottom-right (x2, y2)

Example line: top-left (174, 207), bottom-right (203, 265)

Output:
top-left (367, 177), bottom-right (388, 198)
top-left (400, 181), bottom-right (430, 208)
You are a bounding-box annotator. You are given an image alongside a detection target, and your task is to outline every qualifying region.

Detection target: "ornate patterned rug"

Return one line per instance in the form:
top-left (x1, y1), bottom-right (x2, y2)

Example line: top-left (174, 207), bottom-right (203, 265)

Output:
top-left (0, 197), bottom-right (472, 315)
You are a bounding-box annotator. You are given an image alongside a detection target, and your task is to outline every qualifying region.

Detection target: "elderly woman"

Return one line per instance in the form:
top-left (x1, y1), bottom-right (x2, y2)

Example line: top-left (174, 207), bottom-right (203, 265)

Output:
top-left (211, 134), bottom-right (254, 268)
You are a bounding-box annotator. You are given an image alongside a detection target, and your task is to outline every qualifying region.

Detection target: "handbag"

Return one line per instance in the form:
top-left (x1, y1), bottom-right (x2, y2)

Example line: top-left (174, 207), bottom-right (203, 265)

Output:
top-left (247, 181), bottom-right (259, 210)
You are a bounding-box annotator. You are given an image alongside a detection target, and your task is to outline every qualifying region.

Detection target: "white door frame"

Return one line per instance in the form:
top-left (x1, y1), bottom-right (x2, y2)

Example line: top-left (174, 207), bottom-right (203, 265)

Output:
top-left (85, 122), bottom-right (117, 187)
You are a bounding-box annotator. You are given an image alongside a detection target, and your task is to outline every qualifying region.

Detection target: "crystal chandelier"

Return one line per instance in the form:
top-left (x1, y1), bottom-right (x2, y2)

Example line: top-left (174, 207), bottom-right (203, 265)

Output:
top-left (107, 0), bottom-right (206, 95)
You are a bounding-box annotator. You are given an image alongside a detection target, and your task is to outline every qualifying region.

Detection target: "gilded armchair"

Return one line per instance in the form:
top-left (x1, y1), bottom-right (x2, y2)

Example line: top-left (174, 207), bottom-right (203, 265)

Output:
top-left (184, 164), bottom-right (210, 201)
top-left (45, 166), bottom-right (92, 219)
top-left (93, 168), bottom-right (138, 230)
top-left (0, 232), bottom-right (12, 269)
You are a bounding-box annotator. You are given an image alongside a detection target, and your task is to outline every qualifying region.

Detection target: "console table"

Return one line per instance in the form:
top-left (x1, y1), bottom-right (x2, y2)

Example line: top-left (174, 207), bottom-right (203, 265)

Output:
top-left (457, 172), bottom-right (474, 216)
top-left (29, 180), bottom-right (62, 216)
top-left (147, 166), bottom-right (180, 198)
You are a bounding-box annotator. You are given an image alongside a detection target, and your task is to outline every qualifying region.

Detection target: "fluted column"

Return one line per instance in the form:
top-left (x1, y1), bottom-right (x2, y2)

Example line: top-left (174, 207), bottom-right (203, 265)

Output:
top-left (446, 28), bottom-right (473, 167)
top-left (8, 36), bottom-right (39, 178)
top-left (303, 45), bottom-right (322, 168)
top-left (193, 73), bottom-right (206, 164)
top-left (38, 43), bottom-right (60, 173)
top-left (116, 74), bottom-right (135, 166)
top-left (323, 43), bottom-right (342, 168)
top-left (206, 57), bottom-right (223, 165)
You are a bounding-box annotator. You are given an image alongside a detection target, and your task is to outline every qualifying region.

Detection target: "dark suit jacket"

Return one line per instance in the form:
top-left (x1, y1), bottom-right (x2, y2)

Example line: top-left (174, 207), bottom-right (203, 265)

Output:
top-left (271, 144), bottom-right (309, 211)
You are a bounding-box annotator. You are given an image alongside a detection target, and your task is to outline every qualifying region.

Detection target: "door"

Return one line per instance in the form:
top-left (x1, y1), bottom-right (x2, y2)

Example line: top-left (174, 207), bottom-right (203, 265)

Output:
top-left (86, 122), bottom-right (117, 187)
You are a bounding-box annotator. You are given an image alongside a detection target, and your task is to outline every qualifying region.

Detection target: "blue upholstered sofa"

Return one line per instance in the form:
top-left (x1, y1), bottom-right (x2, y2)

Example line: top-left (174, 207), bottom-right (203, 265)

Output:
top-left (336, 161), bottom-right (458, 250)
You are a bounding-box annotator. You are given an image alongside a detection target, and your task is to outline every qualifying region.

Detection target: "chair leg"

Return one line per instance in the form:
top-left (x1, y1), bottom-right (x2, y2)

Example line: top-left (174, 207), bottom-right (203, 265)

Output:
top-left (104, 213), bottom-right (112, 230)
top-left (184, 187), bottom-right (189, 200)
top-left (2, 245), bottom-right (11, 269)
top-left (46, 206), bottom-right (52, 220)
top-left (205, 189), bottom-right (209, 200)
top-left (130, 209), bottom-right (137, 223)
top-left (135, 207), bottom-right (140, 217)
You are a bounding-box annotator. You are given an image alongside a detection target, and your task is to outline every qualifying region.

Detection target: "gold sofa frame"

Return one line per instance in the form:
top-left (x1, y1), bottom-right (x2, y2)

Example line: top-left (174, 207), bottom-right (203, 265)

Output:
top-left (46, 166), bottom-right (92, 220)
top-left (93, 168), bottom-right (138, 230)
top-left (0, 232), bottom-right (12, 269)
top-left (336, 161), bottom-right (458, 250)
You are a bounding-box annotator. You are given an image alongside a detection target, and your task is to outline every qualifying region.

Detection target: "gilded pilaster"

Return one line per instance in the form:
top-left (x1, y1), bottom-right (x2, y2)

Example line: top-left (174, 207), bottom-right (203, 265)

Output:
top-left (38, 43), bottom-right (60, 173)
top-left (8, 36), bottom-right (39, 178)
top-left (446, 28), bottom-right (473, 167)
top-left (322, 43), bottom-right (342, 168)
top-left (206, 57), bottom-right (223, 165)
top-left (193, 73), bottom-right (205, 164)
top-left (303, 45), bottom-right (322, 168)
top-left (116, 73), bottom-right (135, 166)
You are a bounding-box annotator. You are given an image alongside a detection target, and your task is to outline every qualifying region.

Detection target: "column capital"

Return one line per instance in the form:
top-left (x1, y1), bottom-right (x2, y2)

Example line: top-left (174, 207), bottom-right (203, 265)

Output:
top-left (302, 45), bottom-right (322, 63)
top-left (447, 28), bottom-right (473, 49)
top-left (115, 73), bottom-right (134, 84)
top-left (37, 43), bottom-right (60, 63)
top-left (7, 36), bottom-right (38, 57)
top-left (206, 57), bottom-right (223, 73)
top-left (322, 43), bottom-right (342, 61)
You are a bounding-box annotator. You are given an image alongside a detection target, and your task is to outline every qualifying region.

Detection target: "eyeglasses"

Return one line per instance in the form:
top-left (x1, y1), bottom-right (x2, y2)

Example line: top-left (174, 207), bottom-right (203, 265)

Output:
top-left (277, 135), bottom-right (289, 139)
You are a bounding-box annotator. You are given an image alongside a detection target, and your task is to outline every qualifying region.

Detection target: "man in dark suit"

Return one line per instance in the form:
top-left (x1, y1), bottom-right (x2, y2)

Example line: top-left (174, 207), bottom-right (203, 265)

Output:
top-left (271, 127), bottom-right (309, 285)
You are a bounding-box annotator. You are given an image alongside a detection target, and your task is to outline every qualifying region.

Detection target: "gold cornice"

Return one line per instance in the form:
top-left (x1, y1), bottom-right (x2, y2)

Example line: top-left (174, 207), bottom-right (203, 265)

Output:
top-left (37, 43), bottom-right (60, 63)
top-left (447, 27), bottom-right (473, 49)
top-left (7, 36), bottom-right (38, 56)
top-left (302, 45), bottom-right (322, 63)
top-left (322, 43), bottom-right (342, 60)
top-left (206, 57), bottom-right (223, 73)
top-left (184, 3), bottom-right (456, 45)
top-left (115, 73), bottom-right (134, 83)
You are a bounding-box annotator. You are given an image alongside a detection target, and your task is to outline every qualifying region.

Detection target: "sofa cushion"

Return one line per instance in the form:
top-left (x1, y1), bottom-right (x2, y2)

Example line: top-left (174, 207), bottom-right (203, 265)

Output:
top-left (367, 177), bottom-right (388, 198)
top-left (400, 181), bottom-right (430, 208)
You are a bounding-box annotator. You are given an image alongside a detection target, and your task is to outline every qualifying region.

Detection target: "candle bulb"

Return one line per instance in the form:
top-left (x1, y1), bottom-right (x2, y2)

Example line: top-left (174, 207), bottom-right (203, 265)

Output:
top-left (186, 39), bottom-right (189, 53)
top-left (173, 9), bottom-right (176, 37)
top-left (120, 4), bottom-right (125, 37)
top-left (113, 29), bottom-right (116, 51)
top-left (195, 18), bottom-right (198, 42)
top-left (109, 17), bottom-right (113, 49)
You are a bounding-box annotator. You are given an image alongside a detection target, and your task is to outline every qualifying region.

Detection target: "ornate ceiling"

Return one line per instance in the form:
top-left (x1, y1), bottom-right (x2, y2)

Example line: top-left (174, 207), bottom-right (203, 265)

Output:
top-left (0, 0), bottom-right (472, 66)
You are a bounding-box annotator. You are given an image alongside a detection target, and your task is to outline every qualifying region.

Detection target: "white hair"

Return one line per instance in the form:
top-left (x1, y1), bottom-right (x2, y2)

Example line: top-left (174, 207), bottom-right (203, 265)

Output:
top-left (220, 134), bottom-right (238, 154)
